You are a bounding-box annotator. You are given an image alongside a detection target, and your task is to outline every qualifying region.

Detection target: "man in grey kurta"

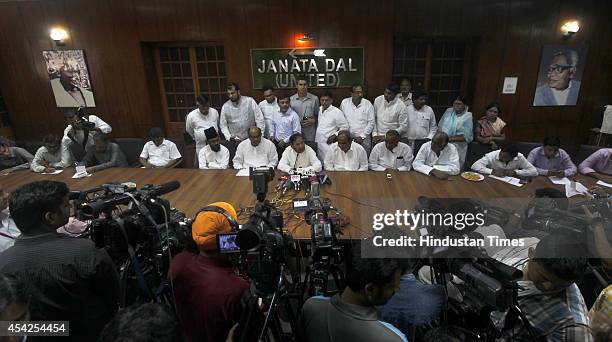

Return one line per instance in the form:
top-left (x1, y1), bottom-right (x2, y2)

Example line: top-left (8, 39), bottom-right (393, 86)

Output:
top-left (290, 76), bottom-right (319, 142)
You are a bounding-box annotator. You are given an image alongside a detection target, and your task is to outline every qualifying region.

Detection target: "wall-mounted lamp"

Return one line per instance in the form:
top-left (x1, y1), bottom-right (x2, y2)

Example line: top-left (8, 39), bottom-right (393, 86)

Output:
top-left (49, 28), bottom-right (69, 47)
top-left (561, 21), bottom-right (579, 38)
top-left (297, 34), bottom-right (314, 43)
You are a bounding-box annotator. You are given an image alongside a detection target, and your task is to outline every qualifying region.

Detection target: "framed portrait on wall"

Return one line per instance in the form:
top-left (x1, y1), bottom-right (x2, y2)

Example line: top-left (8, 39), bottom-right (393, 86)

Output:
top-left (42, 49), bottom-right (96, 108)
top-left (533, 45), bottom-right (587, 106)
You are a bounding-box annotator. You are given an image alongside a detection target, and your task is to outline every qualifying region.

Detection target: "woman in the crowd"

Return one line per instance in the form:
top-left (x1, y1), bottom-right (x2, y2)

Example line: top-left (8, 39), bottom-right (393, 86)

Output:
top-left (438, 95), bottom-right (473, 167)
top-left (475, 101), bottom-right (506, 150)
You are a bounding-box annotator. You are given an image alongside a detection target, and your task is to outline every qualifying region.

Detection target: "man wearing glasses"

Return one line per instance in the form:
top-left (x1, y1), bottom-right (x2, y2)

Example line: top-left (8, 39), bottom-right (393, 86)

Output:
top-left (533, 50), bottom-right (582, 106)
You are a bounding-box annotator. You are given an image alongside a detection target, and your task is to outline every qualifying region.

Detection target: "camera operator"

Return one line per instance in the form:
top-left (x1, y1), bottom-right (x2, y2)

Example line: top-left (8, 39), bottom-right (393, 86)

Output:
top-left (168, 201), bottom-right (249, 342)
top-left (98, 303), bottom-right (183, 342)
top-left (62, 108), bottom-right (112, 162)
top-left (299, 247), bottom-right (409, 342)
top-left (0, 181), bottom-right (120, 341)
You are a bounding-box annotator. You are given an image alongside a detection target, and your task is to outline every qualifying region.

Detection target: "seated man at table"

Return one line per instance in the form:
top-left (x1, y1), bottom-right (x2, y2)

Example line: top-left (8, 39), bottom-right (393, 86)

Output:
top-left (199, 127), bottom-right (230, 169)
top-left (81, 133), bottom-right (128, 173)
top-left (31, 133), bottom-right (72, 173)
top-left (578, 148), bottom-right (612, 183)
top-left (369, 130), bottom-right (413, 171)
top-left (0, 144), bottom-right (33, 175)
top-left (233, 127), bottom-right (278, 170)
top-left (278, 133), bottom-right (322, 173)
top-left (527, 136), bottom-right (577, 178)
top-left (413, 131), bottom-right (460, 179)
top-left (139, 127), bottom-right (182, 168)
top-left (471, 142), bottom-right (538, 177)
top-left (324, 130), bottom-right (368, 171)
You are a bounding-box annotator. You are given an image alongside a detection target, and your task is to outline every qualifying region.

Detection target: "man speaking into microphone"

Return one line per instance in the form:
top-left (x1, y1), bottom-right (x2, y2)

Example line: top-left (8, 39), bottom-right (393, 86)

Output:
top-left (278, 133), bottom-right (322, 174)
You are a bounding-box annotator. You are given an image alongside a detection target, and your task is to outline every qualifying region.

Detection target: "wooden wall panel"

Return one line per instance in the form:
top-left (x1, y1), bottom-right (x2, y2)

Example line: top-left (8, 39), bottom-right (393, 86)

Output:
top-left (0, 0), bottom-right (610, 153)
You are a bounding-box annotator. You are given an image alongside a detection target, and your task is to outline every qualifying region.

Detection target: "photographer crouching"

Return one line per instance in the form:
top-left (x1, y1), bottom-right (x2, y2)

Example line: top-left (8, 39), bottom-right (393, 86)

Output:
top-left (0, 181), bottom-right (120, 341)
top-left (167, 202), bottom-right (249, 342)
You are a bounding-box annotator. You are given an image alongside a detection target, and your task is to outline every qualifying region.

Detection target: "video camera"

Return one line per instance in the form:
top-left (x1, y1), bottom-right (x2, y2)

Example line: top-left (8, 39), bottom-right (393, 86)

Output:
top-left (75, 107), bottom-right (96, 130)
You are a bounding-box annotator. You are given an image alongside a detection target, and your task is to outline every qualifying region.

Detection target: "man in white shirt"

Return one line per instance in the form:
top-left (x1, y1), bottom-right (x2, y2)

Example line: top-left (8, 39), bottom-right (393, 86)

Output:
top-left (413, 132), bottom-right (460, 179)
top-left (185, 94), bottom-right (220, 159)
top-left (62, 108), bottom-right (112, 162)
top-left (271, 94), bottom-right (301, 149)
top-left (315, 91), bottom-right (349, 163)
top-left (373, 83), bottom-right (408, 145)
top-left (31, 134), bottom-right (71, 173)
top-left (340, 85), bottom-right (375, 154)
top-left (405, 89), bottom-right (437, 147)
top-left (278, 133), bottom-right (322, 173)
top-left (233, 127), bottom-right (278, 170)
top-left (369, 130), bottom-right (413, 171)
top-left (396, 78), bottom-right (413, 107)
top-left (324, 131), bottom-right (368, 171)
top-left (472, 143), bottom-right (538, 177)
top-left (139, 127), bottom-right (182, 168)
top-left (199, 127), bottom-right (229, 169)
top-left (0, 187), bottom-right (18, 253)
top-left (220, 82), bottom-right (265, 142)
top-left (290, 76), bottom-right (319, 142)
top-left (258, 86), bottom-right (280, 138)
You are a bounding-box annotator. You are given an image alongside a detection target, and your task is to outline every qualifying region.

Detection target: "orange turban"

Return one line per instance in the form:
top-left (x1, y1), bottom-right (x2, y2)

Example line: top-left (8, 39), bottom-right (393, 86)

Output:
top-left (191, 202), bottom-right (238, 250)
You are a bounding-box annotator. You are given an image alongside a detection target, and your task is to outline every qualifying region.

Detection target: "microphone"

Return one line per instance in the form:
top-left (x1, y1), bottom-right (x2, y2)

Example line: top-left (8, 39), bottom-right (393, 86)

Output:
top-left (282, 179), bottom-right (294, 195)
top-left (146, 180), bottom-right (181, 198)
top-left (276, 176), bottom-right (288, 191)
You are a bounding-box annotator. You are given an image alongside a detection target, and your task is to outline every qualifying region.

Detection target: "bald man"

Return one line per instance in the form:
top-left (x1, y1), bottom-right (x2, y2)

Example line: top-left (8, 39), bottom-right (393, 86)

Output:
top-left (413, 132), bottom-right (460, 179)
top-left (324, 131), bottom-right (368, 171)
top-left (233, 126), bottom-right (279, 170)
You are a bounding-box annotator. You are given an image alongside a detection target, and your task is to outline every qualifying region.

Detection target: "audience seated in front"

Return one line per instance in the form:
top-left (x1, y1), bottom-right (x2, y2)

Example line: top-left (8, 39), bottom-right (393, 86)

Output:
top-left (0, 144), bottom-right (33, 175)
top-left (475, 101), bottom-right (506, 151)
top-left (80, 133), bottom-right (128, 173)
top-left (300, 248), bottom-right (409, 342)
top-left (31, 134), bottom-right (71, 173)
top-left (139, 127), bottom-right (182, 168)
top-left (369, 130), bottom-right (413, 171)
top-left (0, 181), bottom-right (120, 341)
top-left (413, 131), bottom-right (460, 179)
top-left (199, 127), bottom-right (229, 169)
top-left (578, 148), bottom-right (612, 183)
top-left (471, 142), bottom-right (538, 178)
top-left (278, 133), bottom-right (322, 173)
top-left (98, 303), bottom-right (183, 342)
top-left (168, 202), bottom-right (249, 342)
top-left (527, 135), bottom-right (577, 177)
top-left (324, 130), bottom-right (368, 171)
top-left (233, 126), bottom-right (278, 170)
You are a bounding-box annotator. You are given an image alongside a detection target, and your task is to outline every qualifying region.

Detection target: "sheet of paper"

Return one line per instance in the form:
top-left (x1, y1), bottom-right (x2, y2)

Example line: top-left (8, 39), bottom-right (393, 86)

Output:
top-left (71, 171), bottom-right (91, 179)
top-left (488, 175), bottom-right (524, 187)
top-left (596, 180), bottom-right (612, 188)
top-left (236, 168), bottom-right (250, 177)
top-left (565, 181), bottom-right (589, 198)
top-left (549, 177), bottom-right (571, 185)
top-left (42, 169), bottom-right (64, 175)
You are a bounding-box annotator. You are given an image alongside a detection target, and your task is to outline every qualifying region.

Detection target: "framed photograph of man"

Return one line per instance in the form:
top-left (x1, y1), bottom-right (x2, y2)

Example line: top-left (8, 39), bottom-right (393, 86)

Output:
top-left (42, 49), bottom-right (96, 108)
top-left (533, 45), bottom-right (587, 106)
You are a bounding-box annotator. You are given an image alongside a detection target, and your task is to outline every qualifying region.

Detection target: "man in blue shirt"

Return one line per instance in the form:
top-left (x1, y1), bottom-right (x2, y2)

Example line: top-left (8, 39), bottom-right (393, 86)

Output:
top-left (271, 94), bottom-right (301, 150)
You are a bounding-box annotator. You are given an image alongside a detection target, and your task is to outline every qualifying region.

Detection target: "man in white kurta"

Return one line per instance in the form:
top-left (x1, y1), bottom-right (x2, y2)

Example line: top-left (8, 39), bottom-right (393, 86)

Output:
top-left (62, 109), bottom-right (112, 162)
top-left (258, 87), bottom-right (279, 138)
top-left (324, 131), bottom-right (368, 171)
top-left (220, 83), bottom-right (265, 142)
top-left (278, 133), bottom-right (322, 173)
top-left (369, 130), bottom-right (413, 171)
top-left (404, 90), bottom-right (437, 147)
top-left (198, 127), bottom-right (229, 169)
top-left (315, 92), bottom-right (349, 163)
top-left (186, 95), bottom-right (220, 158)
top-left (340, 85), bottom-right (375, 154)
top-left (472, 144), bottom-right (538, 177)
top-left (233, 127), bottom-right (278, 169)
top-left (413, 132), bottom-right (460, 179)
top-left (373, 84), bottom-right (408, 145)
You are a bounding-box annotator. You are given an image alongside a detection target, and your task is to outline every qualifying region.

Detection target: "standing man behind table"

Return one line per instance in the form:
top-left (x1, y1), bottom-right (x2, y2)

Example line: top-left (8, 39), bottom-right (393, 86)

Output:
top-left (316, 91), bottom-right (349, 162)
top-left (62, 107), bottom-right (112, 162)
top-left (404, 89), bottom-right (437, 149)
top-left (290, 75), bottom-right (319, 143)
top-left (258, 86), bottom-right (279, 139)
top-left (372, 83), bottom-right (408, 145)
top-left (396, 78), bottom-right (413, 107)
top-left (270, 94), bottom-right (301, 151)
top-left (278, 133), bottom-right (322, 173)
top-left (185, 94), bottom-right (219, 163)
top-left (220, 82), bottom-right (265, 143)
top-left (340, 84), bottom-right (375, 154)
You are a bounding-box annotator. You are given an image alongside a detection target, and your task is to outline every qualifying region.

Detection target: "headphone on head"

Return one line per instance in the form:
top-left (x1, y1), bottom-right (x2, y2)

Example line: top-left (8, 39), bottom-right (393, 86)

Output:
top-left (194, 205), bottom-right (239, 231)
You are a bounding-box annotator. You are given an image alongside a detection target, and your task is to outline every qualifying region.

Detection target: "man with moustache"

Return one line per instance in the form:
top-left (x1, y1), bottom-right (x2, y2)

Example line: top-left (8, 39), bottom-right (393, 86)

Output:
top-left (340, 84), bottom-right (375, 154)
top-left (533, 50), bottom-right (582, 106)
top-left (258, 86), bottom-right (279, 138)
top-left (186, 94), bottom-right (220, 160)
top-left (198, 127), bottom-right (230, 169)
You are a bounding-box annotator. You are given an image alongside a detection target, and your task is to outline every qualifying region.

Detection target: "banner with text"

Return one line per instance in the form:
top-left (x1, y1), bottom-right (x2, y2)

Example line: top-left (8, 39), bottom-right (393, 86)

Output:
top-left (250, 47), bottom-right (364, 89)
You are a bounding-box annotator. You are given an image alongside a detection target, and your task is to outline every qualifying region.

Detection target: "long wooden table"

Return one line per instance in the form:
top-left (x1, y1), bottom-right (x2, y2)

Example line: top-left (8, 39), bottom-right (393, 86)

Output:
top-left (0, 168), bottom-right (601, 239)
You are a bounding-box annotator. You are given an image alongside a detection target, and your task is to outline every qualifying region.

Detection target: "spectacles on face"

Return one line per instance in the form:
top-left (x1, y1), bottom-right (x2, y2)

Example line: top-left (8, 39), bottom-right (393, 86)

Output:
top-left (547, 64), bottom-right (572, 74)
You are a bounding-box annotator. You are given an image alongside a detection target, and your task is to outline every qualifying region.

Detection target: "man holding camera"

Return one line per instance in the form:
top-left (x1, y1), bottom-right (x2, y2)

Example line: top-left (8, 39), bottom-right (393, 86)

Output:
top-left (62, 108), bottom-right (112, 162)
top-left (0, 181), bottom-right (120, 341)
top-left (168, 201), bottom-right (249, 342)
